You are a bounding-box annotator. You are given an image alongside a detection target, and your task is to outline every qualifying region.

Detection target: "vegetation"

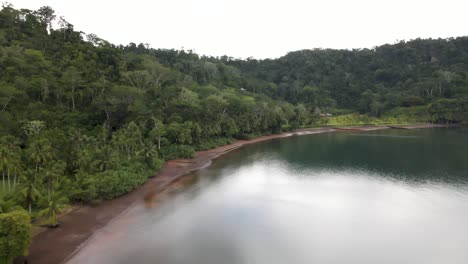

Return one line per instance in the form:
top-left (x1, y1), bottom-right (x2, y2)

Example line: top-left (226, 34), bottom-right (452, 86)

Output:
top-left (0, 3), bottom-right (467, 261)
top-left (0, 210), bottom-right (32, 264)
top-left (224, 40), bottom-right (468, 124)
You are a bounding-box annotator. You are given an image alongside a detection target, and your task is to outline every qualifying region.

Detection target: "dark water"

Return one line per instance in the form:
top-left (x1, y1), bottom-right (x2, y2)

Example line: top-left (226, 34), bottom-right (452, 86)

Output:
top-left (69, 128), bottom-right (468, 264)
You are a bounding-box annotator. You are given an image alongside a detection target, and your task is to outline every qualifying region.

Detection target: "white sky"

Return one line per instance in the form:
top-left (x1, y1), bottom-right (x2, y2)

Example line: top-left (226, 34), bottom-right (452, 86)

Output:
top-left (9, 0), bottom-right (468, 59)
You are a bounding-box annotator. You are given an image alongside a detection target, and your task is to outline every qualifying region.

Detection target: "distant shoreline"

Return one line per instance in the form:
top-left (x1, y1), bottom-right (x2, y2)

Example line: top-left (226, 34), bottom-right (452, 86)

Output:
top-left (19, 123), bottom-right (456, 264)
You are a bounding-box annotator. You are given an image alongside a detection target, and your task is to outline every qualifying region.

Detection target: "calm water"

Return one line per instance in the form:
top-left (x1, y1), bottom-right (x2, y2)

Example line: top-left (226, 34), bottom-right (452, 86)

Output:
top-left (69, 128), bottom-right (468, 264)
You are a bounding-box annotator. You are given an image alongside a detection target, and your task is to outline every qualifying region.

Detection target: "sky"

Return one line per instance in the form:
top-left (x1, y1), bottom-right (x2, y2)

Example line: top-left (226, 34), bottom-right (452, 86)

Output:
top-left (9, 0), bottom-right (468, 59)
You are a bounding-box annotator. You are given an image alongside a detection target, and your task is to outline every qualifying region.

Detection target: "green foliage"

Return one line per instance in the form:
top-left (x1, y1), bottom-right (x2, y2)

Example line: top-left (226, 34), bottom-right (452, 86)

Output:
top-left (0, 210), bottom-right (32, 264)
top-left (384, 106), bottom-right (430, 123)
top-left (67, 171), bottom-right (96, 202)
top-left (0, 196), bottom-right (22, 213)
top-left (94, 165), bottom-right (151, 200)
top-left (326, 113), bottom-right (418, 126)
top-left (18, 171), bottom-right (41, 214)
top-left (197, 137), bottom-right (235, 151)
top-left (151, 159), bottom-right (164, 172)
top-left (38, 191), bottom-right (68, 226)
top-left (159, 145), bottom-right (195, 160)
top-left (428, 98), bottom-right (468, 123)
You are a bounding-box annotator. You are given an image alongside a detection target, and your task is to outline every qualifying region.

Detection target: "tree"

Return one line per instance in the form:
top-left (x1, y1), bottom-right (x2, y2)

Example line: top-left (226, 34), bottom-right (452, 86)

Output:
top-left (149, 118), bottom-right (166, 150)
top-left (34, 6), bottom-right (55, 33)
top-left (137, 139), bottom-right (159, 168)
top-left (167, 122), bottom-right (192, 145)
top-left (0, 83), bottom-right (22, 113)
top-left (21, 120), bottom-right (46, 139)
top-left (0, 136), bottom-right (20, 193)
top-left (61, 66), bottom-right (82, 111)
top-left (0, 142), bottom-right (8, 193)
top-left (43, 160), bottom-right (65, 199)
top-left (92, 146), bottom-right (117, 172)
top-left (18, 171), bottom-right (41, 214)
top-left (0, 210), bottom-right (32, 264)
top-left (39, 191), bottom-right (68, 227)
top-left (27, 137), bottom-right (53, 178)
top-left (112, 121), bottom-right (143, 160)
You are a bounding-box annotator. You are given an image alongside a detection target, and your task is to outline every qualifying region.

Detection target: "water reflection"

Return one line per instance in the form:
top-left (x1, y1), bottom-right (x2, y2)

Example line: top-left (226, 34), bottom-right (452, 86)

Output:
top-left (68, 129), bottom-right (468, 264)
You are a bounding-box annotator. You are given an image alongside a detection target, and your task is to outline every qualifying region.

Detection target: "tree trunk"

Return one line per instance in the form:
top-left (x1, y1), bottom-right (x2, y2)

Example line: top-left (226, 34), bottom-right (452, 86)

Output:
top-left (158, 135), bottom-right (161, 150)
top-left (71, 81), bottom-right (76, 111)
top-left (35, 162), bottom-right (39, 180)
top-left (13, 167), bottom-right (16, 190)
top-left (2, 170), bottom-right (4, 192)
top-left (48, 176), bottom-right (51, 199)
top-left (29, 203), bottom-right (32, 215)
top-left (7, 168), bottom-right (10, 193)
top-left (1, 97), bottom-right (12, 112)
top-left (53, 211), bottom-right (57, 226)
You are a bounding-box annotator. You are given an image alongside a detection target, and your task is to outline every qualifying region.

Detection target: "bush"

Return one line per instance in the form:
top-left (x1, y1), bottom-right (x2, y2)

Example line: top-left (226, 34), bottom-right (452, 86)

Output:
top-left (326, 112), bottom-right (427, 127)
top-left (196, 137), bottom-right (234, 150)
top-left (237, 133), bottom-right (261, 140)
top-left (0, 210), bottom-right (32, 264)
top-left (159, 145), bottom-right (195, 160)
top-left (384, 106), bottom-right (430, 123)
top-left (151, 158), bottom-right (164, 172)
top-left (94, 167), bottom-right (150, 200)
top-left (67, 173), bottom-right (97, 203)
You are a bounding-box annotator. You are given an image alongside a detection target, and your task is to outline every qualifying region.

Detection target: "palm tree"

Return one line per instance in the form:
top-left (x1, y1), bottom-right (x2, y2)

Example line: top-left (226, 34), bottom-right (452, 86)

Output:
top-left (150, 117), bottom-right (166, 150)
top-left (74, 148), bottom-right (92, 173)
top-left (18, 170), bottom-right (41, 214)
top-left (11, 159), bottom-right (23, 191)
top-left (0, 197), bottom-right (22, 213)
top-left (6, 144), bottom-right (21, 193)
top-left (43, 161), bottom-right (65, 199)
top-left (0, 144), bottom-right (8, 193)
top-left (92, 146), bottom-right (117, 172)
top-left (137, 139), bottom-right (158, 167)
top-left (39, 191), bottom-right (68, 227)
top-left (27, 137), bottom-right (53, 178)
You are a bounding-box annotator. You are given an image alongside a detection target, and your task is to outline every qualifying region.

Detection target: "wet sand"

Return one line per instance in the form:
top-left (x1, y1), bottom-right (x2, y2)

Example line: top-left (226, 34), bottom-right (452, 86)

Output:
top-left (18, 124), bottom-right (449, 264)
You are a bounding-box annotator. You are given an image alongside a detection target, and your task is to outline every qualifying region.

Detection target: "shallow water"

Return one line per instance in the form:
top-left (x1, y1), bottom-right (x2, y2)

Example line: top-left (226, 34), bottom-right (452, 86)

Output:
top-left (68, 127), bottom-right (468, 264)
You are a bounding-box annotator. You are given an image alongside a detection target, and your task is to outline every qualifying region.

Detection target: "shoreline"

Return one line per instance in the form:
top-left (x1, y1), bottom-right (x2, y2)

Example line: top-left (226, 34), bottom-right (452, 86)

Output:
top-left (18, 124), bottom-right (454, 264)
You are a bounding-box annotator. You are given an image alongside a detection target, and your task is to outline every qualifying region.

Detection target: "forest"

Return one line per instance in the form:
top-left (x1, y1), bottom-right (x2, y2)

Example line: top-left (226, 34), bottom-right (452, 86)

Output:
top-left (0, 4), bottom-right (467, 262)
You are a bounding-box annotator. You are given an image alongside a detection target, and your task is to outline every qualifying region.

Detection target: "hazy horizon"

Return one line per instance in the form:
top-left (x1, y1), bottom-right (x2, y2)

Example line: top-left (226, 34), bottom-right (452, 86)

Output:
top-left (9, 0), bottom-right (468, 59)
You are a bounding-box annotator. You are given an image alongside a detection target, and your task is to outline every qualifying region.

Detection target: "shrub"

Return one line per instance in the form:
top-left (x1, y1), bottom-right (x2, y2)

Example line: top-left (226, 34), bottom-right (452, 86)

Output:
top-left (68, 173), bottom-right (97, 203)
top-left (196, 137), bottom-right (234, 150)
top-left (0, 210), bottom-right (32, 264)
top-left (94, 167), bottom-right (149, 200)
top-left (151, 158), bottom-right (164, 172)
top-left (159, 145), bottom-right (195, 160)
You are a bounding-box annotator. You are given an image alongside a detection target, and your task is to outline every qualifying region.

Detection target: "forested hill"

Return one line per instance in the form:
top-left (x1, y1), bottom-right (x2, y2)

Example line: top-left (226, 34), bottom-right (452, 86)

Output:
top-left (1, 5), bottom-right (467, 137)
top-left (0, 5), bottom-right (316, 136)
top-left (151, 40), bottom-right (468, 121)
top-left (225, 39), bottom-right (468, 112)
top-left (230, 39), bottom-right (468, 107)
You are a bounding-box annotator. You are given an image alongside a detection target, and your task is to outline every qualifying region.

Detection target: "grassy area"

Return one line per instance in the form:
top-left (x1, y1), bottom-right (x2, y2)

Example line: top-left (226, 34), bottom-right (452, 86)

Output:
top-left (322, 107), bottom-right (430, 127)
top-left (325, 114), bottom-right (417, 127)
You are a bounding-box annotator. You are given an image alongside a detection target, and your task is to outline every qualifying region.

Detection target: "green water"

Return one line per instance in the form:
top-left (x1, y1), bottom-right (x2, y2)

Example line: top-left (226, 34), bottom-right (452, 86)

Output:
top-left (68, 127), bottom-right (468, 264)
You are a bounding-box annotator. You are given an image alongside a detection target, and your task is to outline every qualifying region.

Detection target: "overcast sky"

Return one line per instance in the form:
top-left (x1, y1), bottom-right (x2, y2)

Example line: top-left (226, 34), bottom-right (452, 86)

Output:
top-left (9, 0), bottom-right (468, 59)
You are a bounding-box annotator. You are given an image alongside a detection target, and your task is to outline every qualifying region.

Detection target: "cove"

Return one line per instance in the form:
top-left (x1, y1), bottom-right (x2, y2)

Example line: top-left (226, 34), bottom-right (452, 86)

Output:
top-left (68, 127), bottom-right (468, 264)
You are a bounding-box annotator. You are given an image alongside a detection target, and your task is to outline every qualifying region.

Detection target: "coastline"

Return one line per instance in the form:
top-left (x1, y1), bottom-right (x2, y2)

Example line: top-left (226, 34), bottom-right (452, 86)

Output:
top-left (18, 124), bottom-right (452, 264)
